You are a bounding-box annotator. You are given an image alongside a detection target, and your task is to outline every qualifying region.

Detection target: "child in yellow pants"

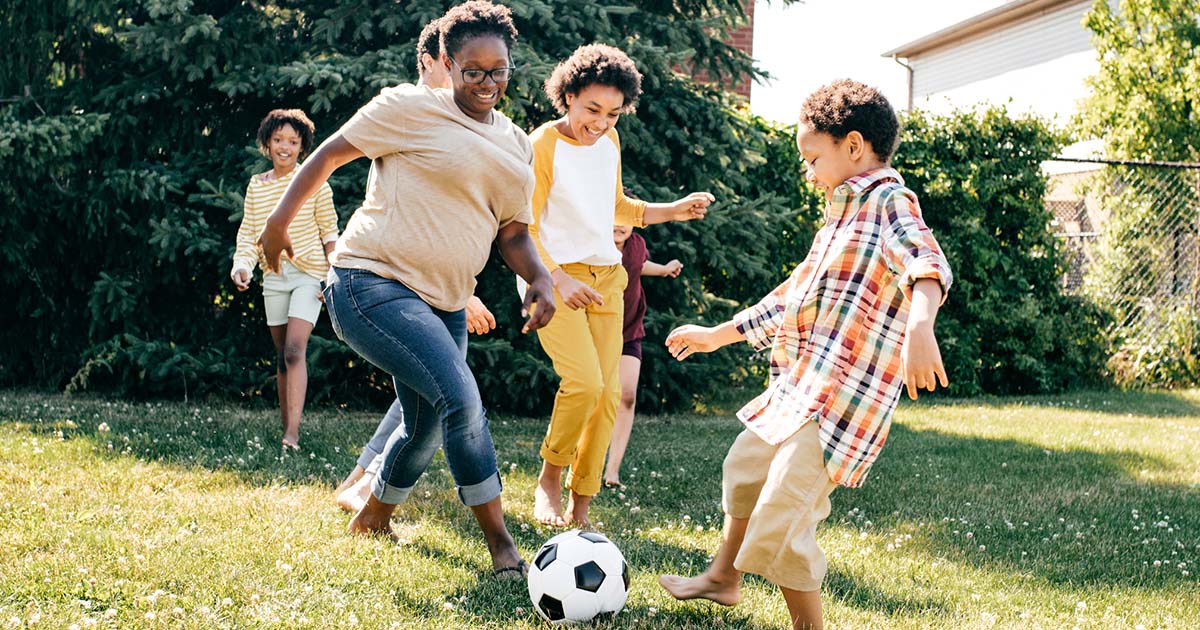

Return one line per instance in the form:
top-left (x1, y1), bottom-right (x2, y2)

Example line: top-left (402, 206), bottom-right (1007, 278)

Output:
top-left (526, 44), bottom-right (712, 528)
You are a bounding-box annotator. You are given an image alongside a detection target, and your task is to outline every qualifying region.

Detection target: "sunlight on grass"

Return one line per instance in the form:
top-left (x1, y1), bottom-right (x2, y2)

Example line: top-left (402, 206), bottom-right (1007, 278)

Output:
top-left (1, 390), bottom-right (1197, 628)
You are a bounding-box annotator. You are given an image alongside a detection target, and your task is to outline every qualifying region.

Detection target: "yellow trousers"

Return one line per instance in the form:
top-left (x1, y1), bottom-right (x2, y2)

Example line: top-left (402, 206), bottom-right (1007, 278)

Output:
top-left (535, 263), bottom-right (628, 496)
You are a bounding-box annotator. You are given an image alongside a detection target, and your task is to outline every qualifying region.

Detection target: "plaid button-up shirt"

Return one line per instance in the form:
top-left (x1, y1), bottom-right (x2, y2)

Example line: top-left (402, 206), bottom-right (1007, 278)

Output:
top-left (733, 168), bottom-right (952, 488)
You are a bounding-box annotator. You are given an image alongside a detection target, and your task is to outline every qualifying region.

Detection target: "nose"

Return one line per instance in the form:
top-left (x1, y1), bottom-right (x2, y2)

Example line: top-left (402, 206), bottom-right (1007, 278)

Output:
top-left (804, 167), bottom-right (817, 184)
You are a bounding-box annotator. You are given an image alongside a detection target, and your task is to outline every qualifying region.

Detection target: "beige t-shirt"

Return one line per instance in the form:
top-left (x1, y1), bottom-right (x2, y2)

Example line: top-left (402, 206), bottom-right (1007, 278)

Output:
top-left (332, 84), bottom-right (535, 311)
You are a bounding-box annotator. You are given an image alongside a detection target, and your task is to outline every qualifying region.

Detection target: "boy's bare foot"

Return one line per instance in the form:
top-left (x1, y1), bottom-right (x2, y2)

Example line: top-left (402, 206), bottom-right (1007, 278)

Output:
top-left (281, 439), bottom-right (300, 451)
top-left (335, 466), bottom-right (366, 496)
top-left (336, 472), bottom-right (375, 513)
top-left (534, 471), bottom-right (567, 527)
top-left (566, 491), bottom-right (594, 530)
top-left (658, 572), bottom-right (742, 607)
top-left (347, 497), bottom-right (401, 543)
top-left (603, 477), bottom-right (625, 490)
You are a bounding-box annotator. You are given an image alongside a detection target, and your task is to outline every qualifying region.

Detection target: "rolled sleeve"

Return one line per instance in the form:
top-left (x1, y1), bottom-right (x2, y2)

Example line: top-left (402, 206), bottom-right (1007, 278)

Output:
top-left (881, 189), bottom-right (953, 304)
top-left (733, 275), bottom-right (793, 352)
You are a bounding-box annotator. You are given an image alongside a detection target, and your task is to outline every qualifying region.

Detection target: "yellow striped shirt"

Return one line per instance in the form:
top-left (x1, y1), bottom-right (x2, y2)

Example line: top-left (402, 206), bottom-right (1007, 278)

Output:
top-left (231, 170), bottom-right (339, 280)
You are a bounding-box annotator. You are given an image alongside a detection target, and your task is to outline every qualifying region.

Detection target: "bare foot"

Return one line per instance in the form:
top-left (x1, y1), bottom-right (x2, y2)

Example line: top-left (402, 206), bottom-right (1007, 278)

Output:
top-left (281, 439), bottom-right (300, 451)
top-left (335, 466), bottom-right (366, 496)
top-left (336, 471), bottom-right (374, 513)
top-left (658, 572), bottom-right (742, 607)
top-left (347, 496), bottom-right (400, 543)
top-left (603, 477), bottom-right (625, 490)
top-left (534, 470), bottom-right (566, 527)
top-left (566, 491), bottom-right (594, 530)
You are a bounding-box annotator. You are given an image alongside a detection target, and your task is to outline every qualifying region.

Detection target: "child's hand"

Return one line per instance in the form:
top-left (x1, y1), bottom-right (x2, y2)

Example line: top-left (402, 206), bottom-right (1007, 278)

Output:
top-left (466, 295), bottom-right (496, 335)
top-left (666, 324), bottom-right (719, 361)
top-left (670, 192), bottom-right (715, 222)
top-left (231, 269), bottom-right (251, 292)
top-left (901, 321), bottom-right (949, 400)
top-left (664, 259), bottom-right (683, 278)
top-left (554, 271), bottom-right (603, 310)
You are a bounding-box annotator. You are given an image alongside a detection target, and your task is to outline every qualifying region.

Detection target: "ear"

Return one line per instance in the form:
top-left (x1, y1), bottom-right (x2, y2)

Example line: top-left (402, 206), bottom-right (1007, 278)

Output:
top-left (844, 130), bottom-right (866, 161)
top-left (565, 92), bottom-right (576, 107)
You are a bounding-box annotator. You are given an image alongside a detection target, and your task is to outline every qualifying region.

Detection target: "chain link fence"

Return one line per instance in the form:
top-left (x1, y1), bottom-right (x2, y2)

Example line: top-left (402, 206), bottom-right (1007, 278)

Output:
top-left (1046, 157), bottom-right (1200, 385)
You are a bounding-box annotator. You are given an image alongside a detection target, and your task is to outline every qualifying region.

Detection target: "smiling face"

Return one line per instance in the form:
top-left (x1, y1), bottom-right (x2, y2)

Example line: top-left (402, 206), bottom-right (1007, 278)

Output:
top-left (796, 123), bottom-right (882, 201)
top-left (266, 123), bottom-right (303, 171)
top-left (445, 35), bottom-right (510, 123)
top-left (561, 83), bottom-right (625, 146)
top-left (613, 223), bottom-right (633, 246)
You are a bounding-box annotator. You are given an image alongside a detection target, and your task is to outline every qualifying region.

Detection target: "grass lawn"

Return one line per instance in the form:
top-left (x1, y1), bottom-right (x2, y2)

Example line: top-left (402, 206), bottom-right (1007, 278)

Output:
top-left (1, 388), bottom-right (1198, 629)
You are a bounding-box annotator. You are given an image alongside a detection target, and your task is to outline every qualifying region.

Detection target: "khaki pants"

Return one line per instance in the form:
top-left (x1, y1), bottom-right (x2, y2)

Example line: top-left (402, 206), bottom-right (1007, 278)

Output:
top-left (535, 263), bottom-right (627, 496)
top-left (722, 421), bottom-right (838, 591)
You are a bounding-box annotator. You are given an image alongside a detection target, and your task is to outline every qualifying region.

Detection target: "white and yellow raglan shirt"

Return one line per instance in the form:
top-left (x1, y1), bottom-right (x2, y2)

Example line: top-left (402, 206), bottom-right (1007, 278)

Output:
top-left (527, 121), bottom-right (647, 273)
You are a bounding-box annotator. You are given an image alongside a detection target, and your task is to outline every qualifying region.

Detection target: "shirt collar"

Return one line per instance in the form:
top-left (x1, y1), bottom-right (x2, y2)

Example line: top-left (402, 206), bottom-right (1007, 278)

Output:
top-left (826, 167), bottom-right (904, 223)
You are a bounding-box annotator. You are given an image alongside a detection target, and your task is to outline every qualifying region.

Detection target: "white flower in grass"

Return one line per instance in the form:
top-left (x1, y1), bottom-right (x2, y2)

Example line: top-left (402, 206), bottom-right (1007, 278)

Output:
top-left (221, 598), bottom-right (233, 607)
top-left (442, 602), bottom-right (454, 611)
top-left (144, 612), bottom-right (156, 621)
top-left (1075, 601), bottom-right (1086, 612)
top-left (97, 423), bottom-right (110, 432)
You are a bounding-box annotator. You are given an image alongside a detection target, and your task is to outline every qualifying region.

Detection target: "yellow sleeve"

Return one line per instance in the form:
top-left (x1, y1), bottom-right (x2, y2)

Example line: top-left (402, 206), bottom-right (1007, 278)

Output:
top-left (528, 128), bottom-right (560, 274)
top-left (232, 179), bottom-right (264, 273)
top-left (610, 129), bottom-right (647, 228)
top-left (315, 182), bottom-right (339, 243)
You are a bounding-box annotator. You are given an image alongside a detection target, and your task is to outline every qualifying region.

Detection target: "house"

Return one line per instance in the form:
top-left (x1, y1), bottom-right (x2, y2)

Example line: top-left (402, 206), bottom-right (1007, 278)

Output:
top-left (881, 0), bottom-right (1099, 122)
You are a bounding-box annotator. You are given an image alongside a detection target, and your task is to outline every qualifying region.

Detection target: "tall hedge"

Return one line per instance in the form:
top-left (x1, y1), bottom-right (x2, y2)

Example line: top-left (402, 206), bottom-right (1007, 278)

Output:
top-left (1, 1), bottom-right (1105, 411)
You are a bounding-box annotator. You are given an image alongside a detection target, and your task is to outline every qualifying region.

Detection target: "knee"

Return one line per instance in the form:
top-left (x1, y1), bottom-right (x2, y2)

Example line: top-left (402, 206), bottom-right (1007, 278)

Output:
top-left (561, 374), bottom-right (605, 403)
top-left (283, 343), bottom-right (306, 368)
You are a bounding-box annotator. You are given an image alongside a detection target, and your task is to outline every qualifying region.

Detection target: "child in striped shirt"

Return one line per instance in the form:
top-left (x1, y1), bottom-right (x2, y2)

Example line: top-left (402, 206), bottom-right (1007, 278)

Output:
top-left (658, 80), bottom-right (952, 630)
top-left (230, 109), bottom-right (339, 450)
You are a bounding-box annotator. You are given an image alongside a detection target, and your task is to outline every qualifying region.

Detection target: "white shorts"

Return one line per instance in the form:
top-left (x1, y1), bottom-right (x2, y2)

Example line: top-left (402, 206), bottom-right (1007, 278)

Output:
top-left (262, 260), bottom-right (323, 327)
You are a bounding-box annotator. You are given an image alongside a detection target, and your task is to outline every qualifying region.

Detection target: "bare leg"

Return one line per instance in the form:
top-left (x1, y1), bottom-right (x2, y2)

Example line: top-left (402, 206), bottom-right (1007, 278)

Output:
top-left (565, 491), bottom-right (595, 529)
top-left (469, 497), bottom-right (524, 573)
top-left (347, 494), bottom-right (400, 541)
top-left (335, 465), bottom-right (367, 496)
top-left (267, 325), bottom-right (291, 447)
top-left (603, 355), bottom-right (641, 487)
top-left (658, 514), bottom-right (746, 606)
top-left (781, 587), bottom-right (823, 630)
top-left (279, 317), bottom-right (314, 448)
top-left (534, 460), bottom-right (567, 527)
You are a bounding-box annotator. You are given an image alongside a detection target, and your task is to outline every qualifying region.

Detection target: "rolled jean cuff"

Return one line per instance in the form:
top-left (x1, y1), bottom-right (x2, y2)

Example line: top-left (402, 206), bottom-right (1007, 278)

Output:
top-left (357, 445), bottom-right (381, 470)
top-left (372, 478), bottom-right (415, 505)
top-left (457, 471), bottom-right (503, 507)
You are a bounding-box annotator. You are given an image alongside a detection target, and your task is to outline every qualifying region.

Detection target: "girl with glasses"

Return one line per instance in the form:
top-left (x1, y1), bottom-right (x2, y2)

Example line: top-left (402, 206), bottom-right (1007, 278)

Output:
top-left (524, 43), bottom-right (714, 529)
top-left (260, 0), bottom-right (554, 579)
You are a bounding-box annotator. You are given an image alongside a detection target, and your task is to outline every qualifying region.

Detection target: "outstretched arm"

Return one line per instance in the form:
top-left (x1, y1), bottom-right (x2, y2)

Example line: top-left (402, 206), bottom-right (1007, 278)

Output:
top-left (260, 134), bottom-right (364, 272)
top-left (642, 259), bottom-right (682, 278)
top-left (665, 320), bottom-right (745, 361)
top-left (641, 192), bottom-right (715, 225)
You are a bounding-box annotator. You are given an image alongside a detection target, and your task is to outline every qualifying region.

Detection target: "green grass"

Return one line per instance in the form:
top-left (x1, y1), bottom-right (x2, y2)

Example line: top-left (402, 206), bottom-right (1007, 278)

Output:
top-left (1, 389), bottom-right (1198, 629)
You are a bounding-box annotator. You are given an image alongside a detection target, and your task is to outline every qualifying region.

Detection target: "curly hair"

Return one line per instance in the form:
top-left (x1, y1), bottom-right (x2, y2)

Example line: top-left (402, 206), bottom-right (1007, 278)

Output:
top-left (544, 43), bottom-right (642, 115)
top-left (256, 109), bottom-right (315, 158)
top-left (439, 1), bottom-right (518, 59)
top-left (415, 18), bottom-right (442, 75)
top-left (798, 79), bottom-right (900, 162)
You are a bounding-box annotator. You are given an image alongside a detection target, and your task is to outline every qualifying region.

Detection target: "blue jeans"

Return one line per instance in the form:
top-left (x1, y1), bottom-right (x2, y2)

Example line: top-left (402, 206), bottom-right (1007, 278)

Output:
top-left (324, 267), bottom-right (502, 506)
top-left (358, 396), bottom-right (403, 472)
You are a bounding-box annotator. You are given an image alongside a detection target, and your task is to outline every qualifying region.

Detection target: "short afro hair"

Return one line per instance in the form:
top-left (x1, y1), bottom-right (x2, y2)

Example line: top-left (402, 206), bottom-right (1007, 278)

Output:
top-left (439, 1), bottom-right (518, 59)
top-left (256, 109), bottom-right (315, 158)
top-left (415, 18), bottom-right (442, 75)
top-left (798, 79), bottom-right (900, 162)
top-left (544, 43), bottom-right (642, 115)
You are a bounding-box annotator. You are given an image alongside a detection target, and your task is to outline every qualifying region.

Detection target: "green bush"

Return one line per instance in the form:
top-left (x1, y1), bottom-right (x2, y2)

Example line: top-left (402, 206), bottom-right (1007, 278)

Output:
top-left (1, 2), bottom-right (1108, 411)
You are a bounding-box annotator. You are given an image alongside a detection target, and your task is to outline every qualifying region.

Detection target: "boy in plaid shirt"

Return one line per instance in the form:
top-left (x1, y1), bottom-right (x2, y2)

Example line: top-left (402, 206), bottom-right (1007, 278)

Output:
top-left (658, 80), bottom-right (953, 629)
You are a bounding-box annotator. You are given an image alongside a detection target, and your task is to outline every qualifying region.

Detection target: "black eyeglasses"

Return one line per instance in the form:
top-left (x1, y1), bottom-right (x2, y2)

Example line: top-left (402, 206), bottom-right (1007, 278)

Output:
top-left (450, 57), bottom-right (516, 84)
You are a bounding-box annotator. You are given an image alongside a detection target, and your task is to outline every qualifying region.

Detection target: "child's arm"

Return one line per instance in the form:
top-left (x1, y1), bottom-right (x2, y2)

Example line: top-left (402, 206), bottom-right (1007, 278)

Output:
top-left (230, 182), bottom-right (261, 292)
top-left (641, 194), bottom-right (714, 225)
top-left (261, 135), bottom-right (365, 272)
top-left (642, 259), bottom-right (682, 278)
top-left (666, 320), bottom-right (745, 361)
top-left (901, 279), bottom-right (948, 400)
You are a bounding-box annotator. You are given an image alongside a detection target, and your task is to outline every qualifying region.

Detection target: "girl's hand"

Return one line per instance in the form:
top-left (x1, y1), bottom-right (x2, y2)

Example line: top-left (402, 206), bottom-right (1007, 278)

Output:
top-left (466, 295), bottom-right (496, 335)
top-left (671, 192), bottom-right (715, 222)
top-left (664, 259), bottom-right (683, 278)
top-left (665, 324), bottom-right (719, 361)
top-left (231, 269), bottom-right (251, 292)
top-left (554, 271), bottom-right (603, 310)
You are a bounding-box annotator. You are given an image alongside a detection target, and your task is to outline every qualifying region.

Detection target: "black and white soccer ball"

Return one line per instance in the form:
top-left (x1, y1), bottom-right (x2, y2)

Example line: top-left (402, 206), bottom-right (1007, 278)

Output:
top-left (527, 529), bottom-right (629, 624)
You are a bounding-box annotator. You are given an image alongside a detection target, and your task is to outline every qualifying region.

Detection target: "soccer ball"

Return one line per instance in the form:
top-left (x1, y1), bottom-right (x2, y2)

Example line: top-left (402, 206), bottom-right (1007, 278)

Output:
top-left (527, 529), bottom-right (630, 624)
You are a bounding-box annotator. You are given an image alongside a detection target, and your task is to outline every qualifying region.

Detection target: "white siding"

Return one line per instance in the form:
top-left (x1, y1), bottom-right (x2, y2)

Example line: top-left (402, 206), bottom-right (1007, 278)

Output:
top-left (910, 0), bottom-right (1093, 98)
